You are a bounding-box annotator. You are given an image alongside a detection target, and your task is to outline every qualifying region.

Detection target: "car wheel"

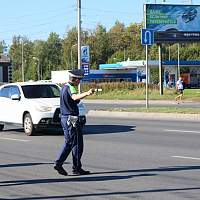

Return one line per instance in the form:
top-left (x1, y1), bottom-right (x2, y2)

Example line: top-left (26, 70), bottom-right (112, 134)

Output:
top-left (24, 113), bottom-right (35, 136)
top-left (0, 124), bottom-right (4, 131)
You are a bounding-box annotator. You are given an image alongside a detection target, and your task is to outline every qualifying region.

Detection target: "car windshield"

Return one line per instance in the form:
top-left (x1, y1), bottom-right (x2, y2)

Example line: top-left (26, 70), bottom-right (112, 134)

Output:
top-left (21, 84), bottom-right (61, 99)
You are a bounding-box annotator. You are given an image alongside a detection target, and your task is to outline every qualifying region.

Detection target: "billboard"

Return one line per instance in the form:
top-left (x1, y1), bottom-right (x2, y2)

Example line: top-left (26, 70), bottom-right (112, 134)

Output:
top-left (145, 4), bottom-right (200, 42)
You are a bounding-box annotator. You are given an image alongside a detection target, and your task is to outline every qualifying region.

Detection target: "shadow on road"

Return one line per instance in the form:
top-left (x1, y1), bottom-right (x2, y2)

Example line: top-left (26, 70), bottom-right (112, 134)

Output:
top-left (2, 127), bottom-right (63, 136)
top-left (0, 165), bottom-right (199, 187)
top-left (84, 124), bottom-right (136, 135)
top-left (0, 162), bottom-right (54, 169)
top-left (0, 173), bottom-right (155, 187)
top-left (4, 187), bottom-right (200, 200)
top-left (2, 124), bottom-right (136, 136)
top-left (2, 128), bottom-right (24, 132)
top-left (92, 165), bottom-right (200, 175)
top-left (7, 186), bottom-right (200, 200)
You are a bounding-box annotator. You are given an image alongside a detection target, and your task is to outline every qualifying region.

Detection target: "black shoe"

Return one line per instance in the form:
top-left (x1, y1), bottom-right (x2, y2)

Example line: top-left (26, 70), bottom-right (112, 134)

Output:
top-left (54, 165), bottom-right (68, 176)
top-left (72, 168), bottom-right (90, 175)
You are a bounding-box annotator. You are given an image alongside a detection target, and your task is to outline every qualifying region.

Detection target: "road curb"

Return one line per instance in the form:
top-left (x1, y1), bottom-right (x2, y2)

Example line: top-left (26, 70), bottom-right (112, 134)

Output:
top-left (87, 110), bottom-right (200, 122)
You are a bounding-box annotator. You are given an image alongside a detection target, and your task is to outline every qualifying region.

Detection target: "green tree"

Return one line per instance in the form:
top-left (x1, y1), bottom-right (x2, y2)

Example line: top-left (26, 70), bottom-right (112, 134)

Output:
top-left (9, 36), bottom-right (34, 81)
top-left (0, 40), bottom-right (7, 54)
top-left (88, 24), bottom-right (109, 69)
top-left (9, 36), bottom-right (23, 81)
top-left (31, 40), bottom-right (47, 80)
top-left (62, 27), bottom-right (78, 70)
top-left (126, 23), bottom-right (144, 60)
top-left (107, 21), bottom-right (126, 57)
top-left (45, 32), bottom-right (62, 79)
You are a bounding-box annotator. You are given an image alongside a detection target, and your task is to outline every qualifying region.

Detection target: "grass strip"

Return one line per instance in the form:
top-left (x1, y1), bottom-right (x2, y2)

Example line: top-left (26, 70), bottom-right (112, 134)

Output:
top-left (104, 107), bottom-right (200, 114)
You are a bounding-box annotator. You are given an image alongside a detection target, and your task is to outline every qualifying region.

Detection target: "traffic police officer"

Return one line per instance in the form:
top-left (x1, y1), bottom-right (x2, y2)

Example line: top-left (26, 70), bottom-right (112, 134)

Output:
top-left (54, 69), bottom-right (93, 176)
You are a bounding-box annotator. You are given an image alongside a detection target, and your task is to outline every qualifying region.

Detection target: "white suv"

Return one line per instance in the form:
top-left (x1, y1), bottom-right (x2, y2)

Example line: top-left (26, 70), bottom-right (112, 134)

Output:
top-left (0, 82), bottom-right (86, 136)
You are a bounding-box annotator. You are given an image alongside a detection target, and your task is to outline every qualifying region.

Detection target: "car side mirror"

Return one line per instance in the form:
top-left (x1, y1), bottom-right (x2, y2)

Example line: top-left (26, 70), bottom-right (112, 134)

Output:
top-left (11, 94), bottom-right (21, 101)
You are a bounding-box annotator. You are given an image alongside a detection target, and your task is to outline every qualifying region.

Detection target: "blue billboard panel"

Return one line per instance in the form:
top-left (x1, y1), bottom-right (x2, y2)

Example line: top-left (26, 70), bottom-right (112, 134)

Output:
top-left (145, 4), bottom-right (200, 42)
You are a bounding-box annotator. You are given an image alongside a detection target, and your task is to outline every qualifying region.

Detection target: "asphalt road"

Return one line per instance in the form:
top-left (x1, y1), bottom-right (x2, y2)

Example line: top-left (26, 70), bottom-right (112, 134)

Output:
top-left (0, 116), bottom-right (200, 200)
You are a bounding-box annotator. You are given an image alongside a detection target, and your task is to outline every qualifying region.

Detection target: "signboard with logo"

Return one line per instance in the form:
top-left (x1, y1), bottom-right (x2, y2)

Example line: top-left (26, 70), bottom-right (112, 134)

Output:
top-left (145, 4), bottom-right (200, 42)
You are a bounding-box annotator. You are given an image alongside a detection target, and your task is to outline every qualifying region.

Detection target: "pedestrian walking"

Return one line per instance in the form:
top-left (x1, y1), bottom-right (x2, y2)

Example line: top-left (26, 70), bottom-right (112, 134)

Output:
top-left (54, 69), bottom-right (94, 176)
top-left (175, 77), bottom-right (184, 104)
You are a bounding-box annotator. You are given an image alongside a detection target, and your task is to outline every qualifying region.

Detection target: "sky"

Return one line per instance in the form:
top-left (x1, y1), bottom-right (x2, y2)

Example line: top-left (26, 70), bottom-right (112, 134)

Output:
top-left (0, 0), bottom-right (200, 46)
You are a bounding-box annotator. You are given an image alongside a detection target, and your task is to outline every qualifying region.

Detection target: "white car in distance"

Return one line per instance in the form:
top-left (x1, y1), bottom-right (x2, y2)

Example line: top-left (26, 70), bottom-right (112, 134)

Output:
top-left (0, 81), bottom-right (86, 136)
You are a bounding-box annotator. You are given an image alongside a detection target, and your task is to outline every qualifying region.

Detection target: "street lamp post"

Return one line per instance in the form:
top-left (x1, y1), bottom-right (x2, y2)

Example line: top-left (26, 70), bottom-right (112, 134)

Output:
top-left (71, 44), bottom-right (77, 69)
top-left (71, 48), bottom-right (73, 69)
top-left (33, 57), bottom-right (40, 80)
top-left (124, 48), bottom-right (126, 61)
top-left (21, 40), bottom-right (25, 82)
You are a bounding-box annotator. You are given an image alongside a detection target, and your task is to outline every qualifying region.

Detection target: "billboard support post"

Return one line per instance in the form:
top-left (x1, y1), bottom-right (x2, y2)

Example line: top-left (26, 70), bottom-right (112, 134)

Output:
top-left (177, 43), bottom-right (180, 78)
top-left (158, 44), bottom-right (163, 95)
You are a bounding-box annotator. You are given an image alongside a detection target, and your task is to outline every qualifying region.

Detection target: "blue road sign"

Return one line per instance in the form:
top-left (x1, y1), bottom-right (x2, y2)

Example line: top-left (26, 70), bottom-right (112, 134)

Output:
top-left (81, 46), bottom-right (90, 63)
top-left (141, 29), bottom-right (154, 45)
top-left (81, 63), bottom-right (90, 75)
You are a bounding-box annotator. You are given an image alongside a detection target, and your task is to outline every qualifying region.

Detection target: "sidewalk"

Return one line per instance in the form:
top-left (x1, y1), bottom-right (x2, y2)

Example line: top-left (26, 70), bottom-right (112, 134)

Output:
top-left (87, 110), bottom-right (200, 122)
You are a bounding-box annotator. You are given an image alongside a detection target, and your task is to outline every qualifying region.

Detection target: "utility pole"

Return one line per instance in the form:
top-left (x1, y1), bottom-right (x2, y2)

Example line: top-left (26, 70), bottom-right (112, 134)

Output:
top-left (77, 0), bottom-right (81, 93)
top-left (77, 0), bottom-right (81, 71)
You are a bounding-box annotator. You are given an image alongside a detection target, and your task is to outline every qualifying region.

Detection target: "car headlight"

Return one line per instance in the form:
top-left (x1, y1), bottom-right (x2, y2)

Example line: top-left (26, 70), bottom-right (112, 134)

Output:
top-left (35, 105), bottom-right (52, 112)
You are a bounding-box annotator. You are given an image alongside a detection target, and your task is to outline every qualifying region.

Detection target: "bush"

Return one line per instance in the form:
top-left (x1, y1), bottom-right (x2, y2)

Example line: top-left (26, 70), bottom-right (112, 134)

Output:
top-left (82, 82), bottom-right (148, 92)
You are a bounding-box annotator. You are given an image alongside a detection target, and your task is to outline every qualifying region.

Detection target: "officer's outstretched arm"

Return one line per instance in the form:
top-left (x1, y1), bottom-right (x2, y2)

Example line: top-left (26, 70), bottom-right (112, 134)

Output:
top-left (71, 89), bottom-right (93, 101)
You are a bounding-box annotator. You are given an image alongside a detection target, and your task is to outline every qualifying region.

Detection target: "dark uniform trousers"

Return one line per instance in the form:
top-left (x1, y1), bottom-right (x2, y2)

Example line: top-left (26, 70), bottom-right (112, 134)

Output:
top-left (55, 116), bottom-right (83, 170)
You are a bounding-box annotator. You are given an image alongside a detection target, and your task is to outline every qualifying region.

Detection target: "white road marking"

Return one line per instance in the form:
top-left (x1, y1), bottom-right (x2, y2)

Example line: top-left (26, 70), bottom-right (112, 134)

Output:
top-left (0, 137), bottom-right (30, 142)
top-left (164, 129), bottom-right (200, 134)
top-left (172, 156), bottom-right (200, 161)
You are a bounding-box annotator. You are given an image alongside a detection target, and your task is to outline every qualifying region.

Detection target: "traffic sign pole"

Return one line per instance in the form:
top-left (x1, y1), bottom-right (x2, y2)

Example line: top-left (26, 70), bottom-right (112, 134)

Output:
top-left (145, 45), bottom-right (149, 109)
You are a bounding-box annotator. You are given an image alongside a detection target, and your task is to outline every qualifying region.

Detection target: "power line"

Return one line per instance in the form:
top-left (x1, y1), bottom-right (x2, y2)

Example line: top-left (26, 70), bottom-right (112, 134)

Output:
top-left (82, 6), bottom-right (142, 16)
top-left (0, 3), bottom-right (144, 44)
